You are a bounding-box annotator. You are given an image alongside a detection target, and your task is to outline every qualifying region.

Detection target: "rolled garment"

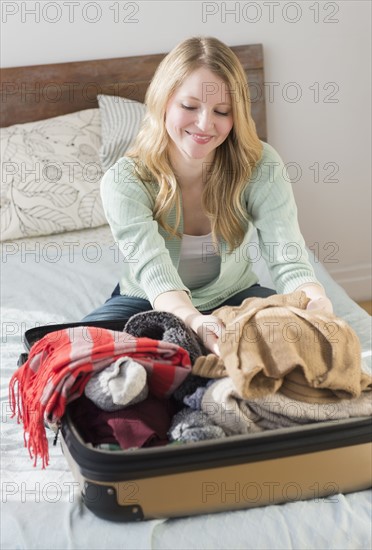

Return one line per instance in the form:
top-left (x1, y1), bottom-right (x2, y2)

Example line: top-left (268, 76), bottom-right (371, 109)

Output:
top-left (124, 310), bottom-right (207, 365)
top-left (84, 357), bottom-right (149, 411)
top-left (125, 310), bottom-right (226, 374)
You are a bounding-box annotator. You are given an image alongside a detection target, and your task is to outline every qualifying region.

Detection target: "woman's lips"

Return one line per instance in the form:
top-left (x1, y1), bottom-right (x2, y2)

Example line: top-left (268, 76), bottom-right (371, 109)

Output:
top-left (185, 131), bottom-right (214, 144)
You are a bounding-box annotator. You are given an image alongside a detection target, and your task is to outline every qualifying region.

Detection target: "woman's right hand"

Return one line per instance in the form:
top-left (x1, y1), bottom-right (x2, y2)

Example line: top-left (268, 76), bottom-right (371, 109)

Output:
top-left (187, 313), bottom-right (225, 356)
top-left (153, 290), bottom-right (225, 356)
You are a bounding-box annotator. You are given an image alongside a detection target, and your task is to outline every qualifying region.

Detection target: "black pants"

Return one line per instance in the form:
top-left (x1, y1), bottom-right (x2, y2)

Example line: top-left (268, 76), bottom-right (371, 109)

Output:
top-left (82, 283), bottom-right (277, 322)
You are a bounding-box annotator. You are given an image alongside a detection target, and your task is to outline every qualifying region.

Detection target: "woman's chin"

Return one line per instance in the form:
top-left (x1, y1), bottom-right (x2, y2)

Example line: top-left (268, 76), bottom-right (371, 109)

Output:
top-left (181, 146), bottom-right (215, 161)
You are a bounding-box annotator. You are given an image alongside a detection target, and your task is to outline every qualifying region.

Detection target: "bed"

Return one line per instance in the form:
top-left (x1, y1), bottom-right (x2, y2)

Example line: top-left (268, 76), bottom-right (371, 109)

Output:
top-left (1, 44), bottom-right (371, 550)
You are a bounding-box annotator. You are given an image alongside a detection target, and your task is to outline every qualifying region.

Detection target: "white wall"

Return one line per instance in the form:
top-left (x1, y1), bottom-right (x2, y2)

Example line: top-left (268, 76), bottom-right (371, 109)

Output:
top-left (2, 0), bottom-right (371, 300)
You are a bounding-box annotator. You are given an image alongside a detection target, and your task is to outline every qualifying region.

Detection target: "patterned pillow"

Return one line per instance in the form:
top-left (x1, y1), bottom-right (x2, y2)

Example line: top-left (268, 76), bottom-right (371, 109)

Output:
top-left (0, 108), bottom-right (106, 241)
top-left (97, 94), bottom-right (146, 172)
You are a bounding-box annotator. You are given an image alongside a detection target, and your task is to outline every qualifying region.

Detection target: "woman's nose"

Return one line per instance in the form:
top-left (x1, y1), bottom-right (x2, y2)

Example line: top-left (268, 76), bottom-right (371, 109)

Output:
top-left (196, 109), bottom-right (214, 132)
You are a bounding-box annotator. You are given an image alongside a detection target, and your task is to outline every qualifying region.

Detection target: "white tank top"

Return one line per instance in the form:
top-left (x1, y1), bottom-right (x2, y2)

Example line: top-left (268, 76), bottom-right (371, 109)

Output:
top-left (178, 232), bottom-right (221, 290)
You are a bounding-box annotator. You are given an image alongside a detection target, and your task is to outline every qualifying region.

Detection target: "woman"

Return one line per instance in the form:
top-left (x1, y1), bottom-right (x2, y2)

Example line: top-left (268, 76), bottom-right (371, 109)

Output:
top-left (83, 36), bottom-right (333, 354)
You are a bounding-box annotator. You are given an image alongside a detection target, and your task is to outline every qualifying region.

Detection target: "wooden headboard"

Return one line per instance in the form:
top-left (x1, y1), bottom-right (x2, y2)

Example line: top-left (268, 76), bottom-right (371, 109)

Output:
top-left (0, 44), bottom-right (266, 140)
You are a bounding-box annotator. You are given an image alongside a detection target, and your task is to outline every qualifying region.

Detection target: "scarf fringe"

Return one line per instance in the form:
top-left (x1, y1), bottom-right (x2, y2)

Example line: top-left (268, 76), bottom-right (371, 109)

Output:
top-left (10, 367), bottom-right (50, 468)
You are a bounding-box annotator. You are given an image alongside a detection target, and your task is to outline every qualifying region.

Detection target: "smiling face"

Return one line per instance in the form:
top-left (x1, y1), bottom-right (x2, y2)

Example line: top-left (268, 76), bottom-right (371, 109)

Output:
top-left (165, 67), bottom-right (234, 164)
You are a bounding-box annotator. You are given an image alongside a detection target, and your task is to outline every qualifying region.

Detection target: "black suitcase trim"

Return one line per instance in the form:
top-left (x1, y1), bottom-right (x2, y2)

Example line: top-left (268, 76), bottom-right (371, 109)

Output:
top-left (61, 410), bottom-right (372, 483)
top-left (82, 482), bottom-right (144, 522)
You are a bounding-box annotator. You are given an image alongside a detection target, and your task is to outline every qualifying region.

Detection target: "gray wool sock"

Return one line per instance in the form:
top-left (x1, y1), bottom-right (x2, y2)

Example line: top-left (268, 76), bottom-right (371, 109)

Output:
top-left (84, 356), bottom-right (148, 411)
top-left (168, 408), bottom-right (227, 443)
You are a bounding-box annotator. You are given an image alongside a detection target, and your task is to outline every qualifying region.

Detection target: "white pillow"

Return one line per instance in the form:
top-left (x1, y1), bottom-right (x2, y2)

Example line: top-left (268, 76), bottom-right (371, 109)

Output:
top-left (97, 94), bottom-right (146, 172)
top-left (0, 108), bottom-right (106, 241)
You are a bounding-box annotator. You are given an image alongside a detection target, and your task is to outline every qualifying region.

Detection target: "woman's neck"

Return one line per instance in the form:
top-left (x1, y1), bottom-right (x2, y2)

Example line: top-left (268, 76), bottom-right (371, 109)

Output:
top-left (168, 144), bottom-right (214, 188)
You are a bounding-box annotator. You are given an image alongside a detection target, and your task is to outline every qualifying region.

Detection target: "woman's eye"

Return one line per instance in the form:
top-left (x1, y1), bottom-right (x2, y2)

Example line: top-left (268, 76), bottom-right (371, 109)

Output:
top-left (181, 105), bottom-right (230, 116)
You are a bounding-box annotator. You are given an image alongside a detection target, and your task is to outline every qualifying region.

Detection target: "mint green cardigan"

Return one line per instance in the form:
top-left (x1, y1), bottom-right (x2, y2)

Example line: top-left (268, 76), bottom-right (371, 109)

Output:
top-left (100, 141), bottom-right (319, 311)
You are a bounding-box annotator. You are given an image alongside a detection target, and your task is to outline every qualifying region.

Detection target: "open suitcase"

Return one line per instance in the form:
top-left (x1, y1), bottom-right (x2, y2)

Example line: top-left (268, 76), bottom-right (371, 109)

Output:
top-left (18, 321), bottom-right (372, 522)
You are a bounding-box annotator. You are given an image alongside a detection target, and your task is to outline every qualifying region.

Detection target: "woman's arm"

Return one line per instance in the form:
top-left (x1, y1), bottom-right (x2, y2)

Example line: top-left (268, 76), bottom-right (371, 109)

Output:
top-left (246, 142), bottom-right (333, 312)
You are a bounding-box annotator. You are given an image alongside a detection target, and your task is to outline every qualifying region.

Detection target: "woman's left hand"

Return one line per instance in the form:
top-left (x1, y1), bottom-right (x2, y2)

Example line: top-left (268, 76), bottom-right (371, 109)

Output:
top-left (295, 283), bottom-right (334, 314)
top-left (306, 295), bottom-right (333, 314)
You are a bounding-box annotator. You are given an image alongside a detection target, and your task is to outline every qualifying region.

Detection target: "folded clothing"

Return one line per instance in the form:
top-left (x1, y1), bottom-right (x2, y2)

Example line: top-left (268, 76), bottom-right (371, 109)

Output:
top-left (201, 377), bottom-right (372, 435)
top-left (69, 393), bottom-right (177, 449)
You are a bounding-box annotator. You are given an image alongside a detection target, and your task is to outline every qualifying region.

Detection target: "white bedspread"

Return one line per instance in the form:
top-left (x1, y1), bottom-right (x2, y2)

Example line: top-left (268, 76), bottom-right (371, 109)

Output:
top-left (1, 226), bottom-right (371, 550)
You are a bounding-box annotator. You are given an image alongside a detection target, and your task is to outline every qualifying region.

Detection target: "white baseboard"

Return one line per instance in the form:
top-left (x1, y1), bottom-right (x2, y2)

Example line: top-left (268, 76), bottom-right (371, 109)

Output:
top-left (326, 263), bottom-right (372, 302)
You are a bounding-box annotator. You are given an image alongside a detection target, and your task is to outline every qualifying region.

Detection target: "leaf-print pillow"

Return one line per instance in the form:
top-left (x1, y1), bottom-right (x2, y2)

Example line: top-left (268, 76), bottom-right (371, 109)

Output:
top-left (0, 108), bottom-right (107, 241)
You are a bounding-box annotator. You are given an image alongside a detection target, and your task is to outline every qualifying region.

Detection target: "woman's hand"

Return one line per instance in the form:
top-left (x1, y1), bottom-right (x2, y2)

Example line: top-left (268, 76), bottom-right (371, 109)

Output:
top-left (187, 313), bottom-right (225, 356)
top-left (295, 283), bottom-right (334, 314)
top-left (153, 290), bottom-right (225, 355)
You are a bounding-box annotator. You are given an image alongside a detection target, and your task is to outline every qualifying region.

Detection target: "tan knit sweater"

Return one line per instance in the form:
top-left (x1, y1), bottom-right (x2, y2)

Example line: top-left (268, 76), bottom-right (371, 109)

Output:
top-left (193, 291), bottom-right (372, 402)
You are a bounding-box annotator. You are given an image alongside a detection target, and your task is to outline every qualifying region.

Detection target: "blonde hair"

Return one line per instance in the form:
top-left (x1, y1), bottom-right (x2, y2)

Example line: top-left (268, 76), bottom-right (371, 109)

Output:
top-left (126, 36), bottom-right (263, 252)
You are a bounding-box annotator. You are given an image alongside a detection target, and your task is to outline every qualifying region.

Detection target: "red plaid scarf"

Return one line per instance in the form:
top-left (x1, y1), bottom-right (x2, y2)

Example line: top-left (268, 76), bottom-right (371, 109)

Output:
top-left (9, 326), bottom-right (191, 468)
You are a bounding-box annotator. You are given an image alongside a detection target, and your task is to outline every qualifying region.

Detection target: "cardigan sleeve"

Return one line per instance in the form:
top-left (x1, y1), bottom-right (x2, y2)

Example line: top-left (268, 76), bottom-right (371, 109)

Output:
top-left (100, 157), bottom-right (190, 305)
top-left (245, 142), bottom-right (320, 294)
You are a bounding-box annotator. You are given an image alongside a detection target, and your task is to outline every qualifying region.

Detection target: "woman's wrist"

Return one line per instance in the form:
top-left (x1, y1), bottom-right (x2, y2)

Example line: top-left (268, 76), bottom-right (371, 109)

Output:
top-left (153, 290), bottom-right (200, 323)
